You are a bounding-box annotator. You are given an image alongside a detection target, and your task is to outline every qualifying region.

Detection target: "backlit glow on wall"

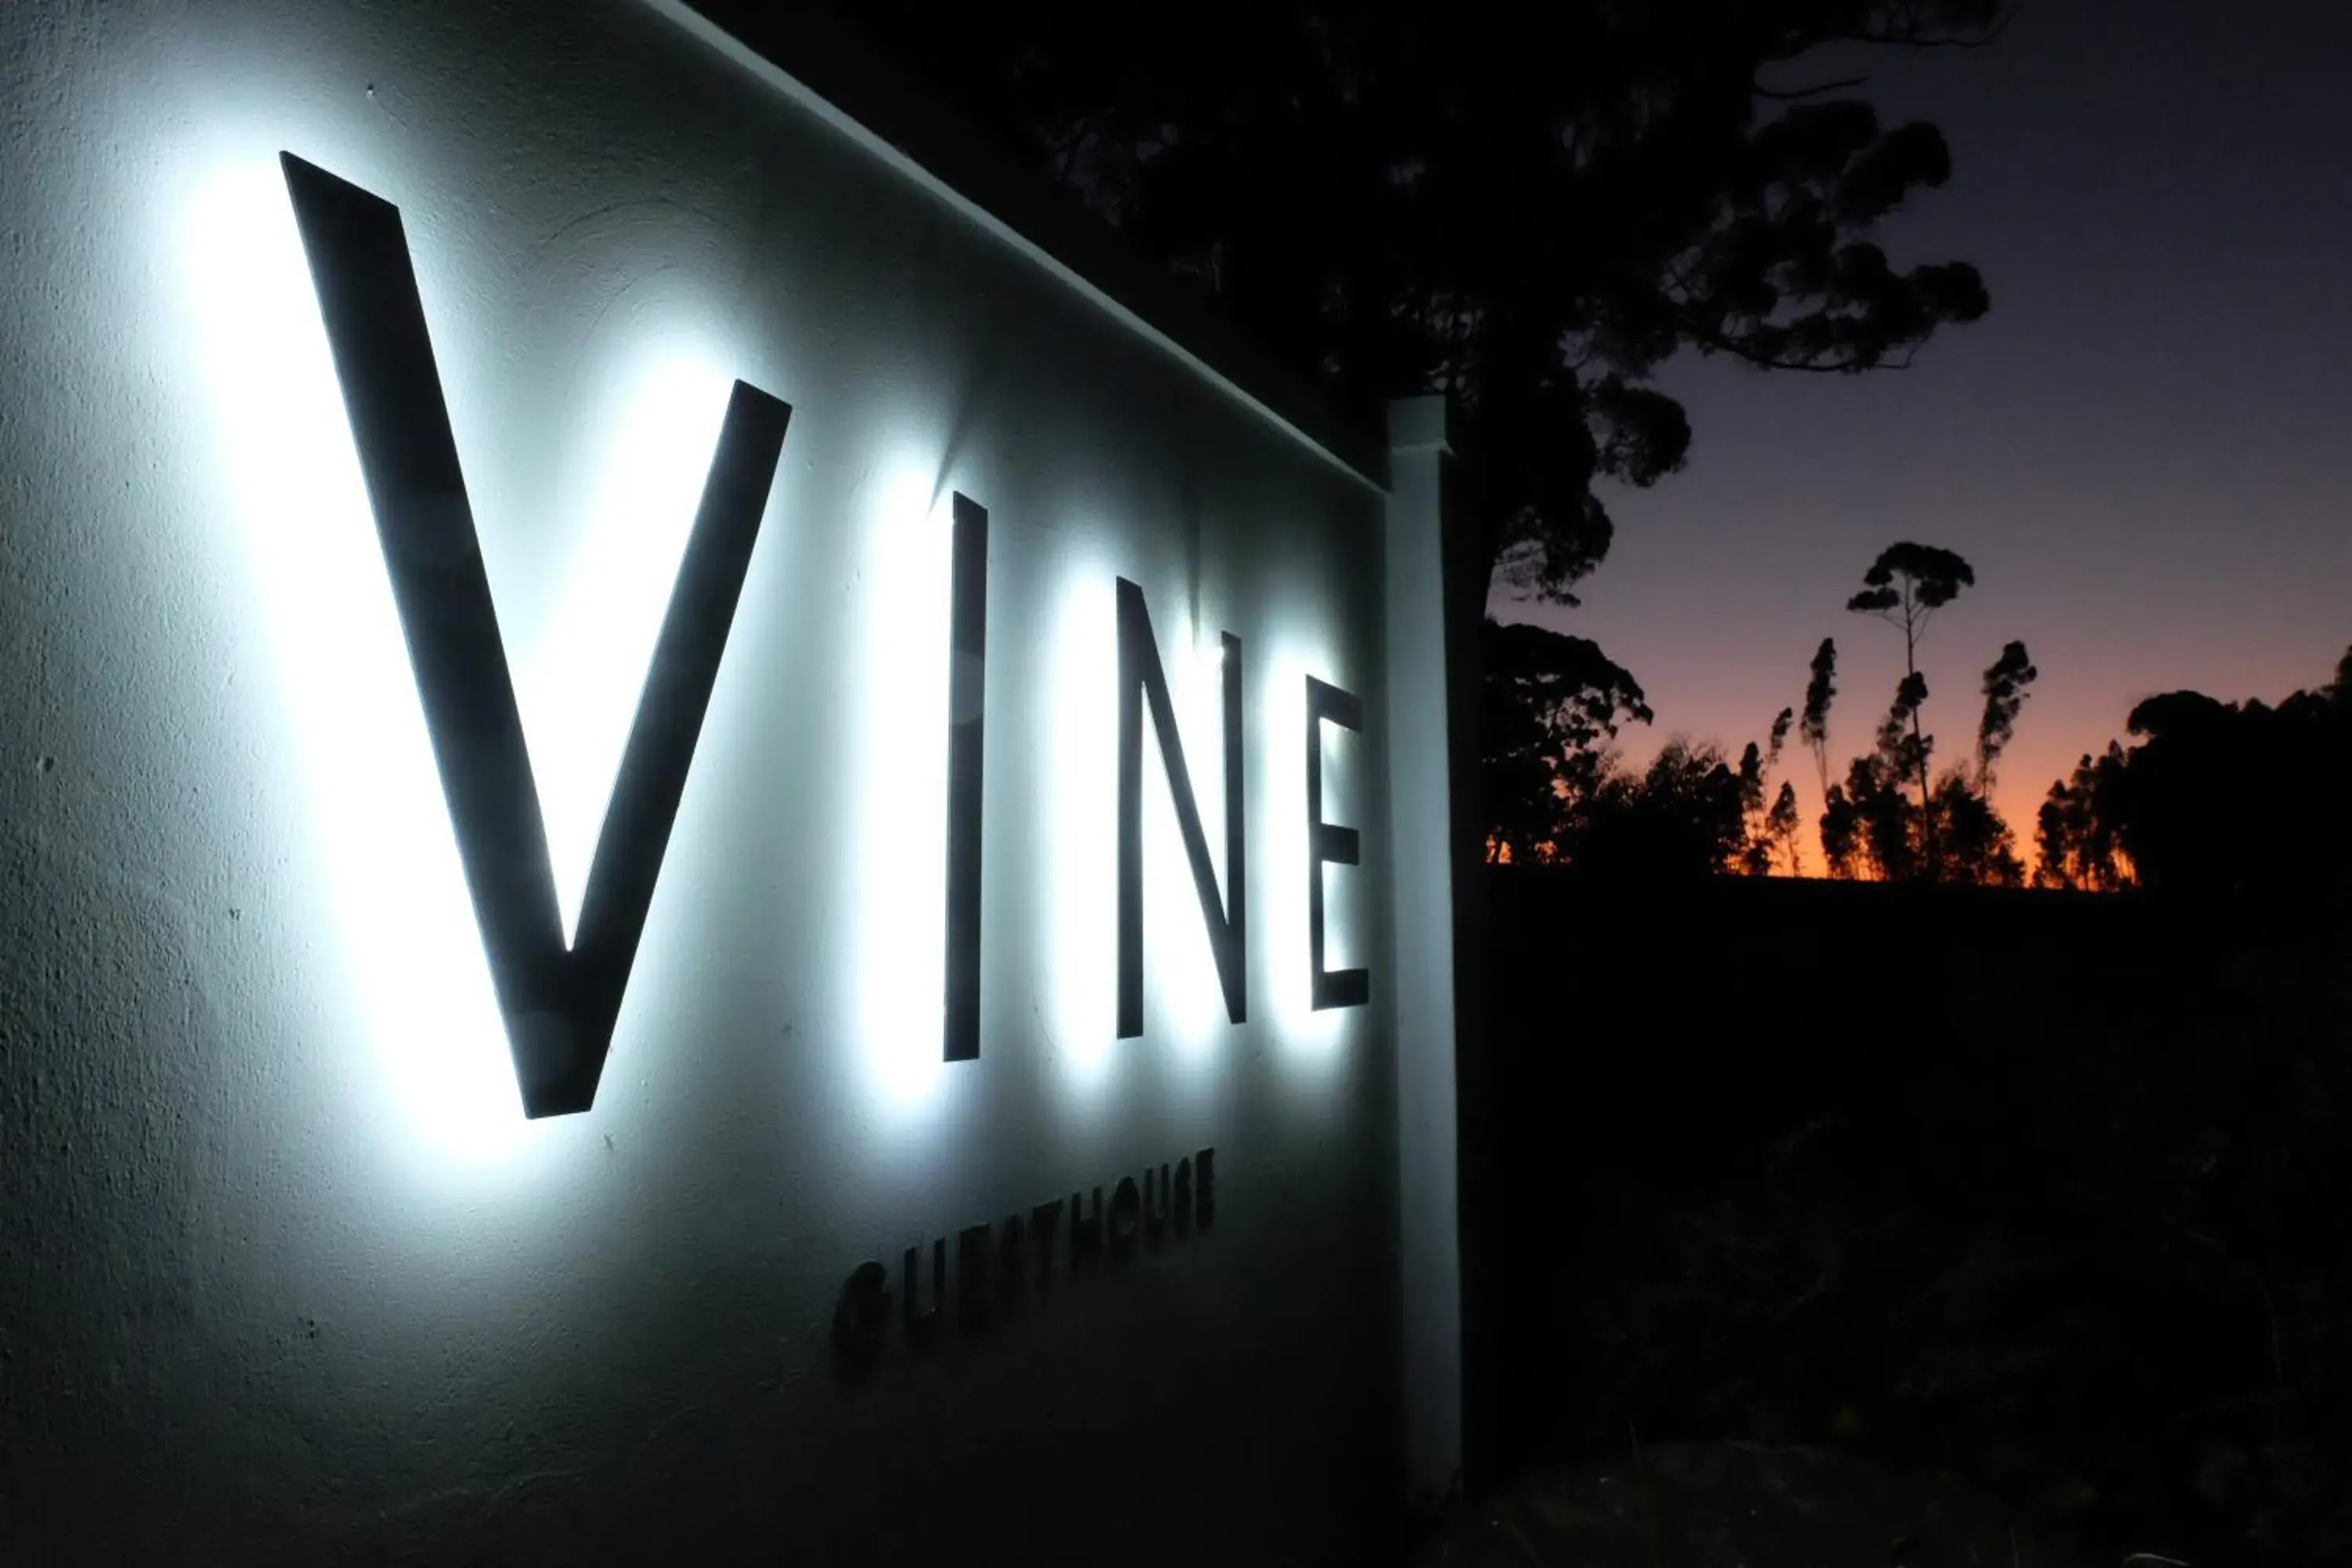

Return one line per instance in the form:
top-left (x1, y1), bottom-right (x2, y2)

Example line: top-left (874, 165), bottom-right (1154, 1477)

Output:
top-left (1045, 558), bottom-right (1265, 1098)
top-left (180, 148), bottom-right (758, 1157)
top-left (1262, 635), bottom-right (1366, 1063)
top-left (260, 146), bottom-right (792, 1120)
top-left (182, 158), bottom-right (530, 1163)
top-left (850, 460), bottom-right (959, 1121)
top-left (521, 351), bottom-right (737, 946)
top-left (1142, 622), bottom-right (1242, 1069)
top-left (1044, 564), bottom-right (1122, 1090)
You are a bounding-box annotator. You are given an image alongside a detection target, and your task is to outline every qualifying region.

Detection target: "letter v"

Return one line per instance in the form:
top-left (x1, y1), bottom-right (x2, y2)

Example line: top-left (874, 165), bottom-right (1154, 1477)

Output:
top-left (279, 152), bottom-right (792, 1118)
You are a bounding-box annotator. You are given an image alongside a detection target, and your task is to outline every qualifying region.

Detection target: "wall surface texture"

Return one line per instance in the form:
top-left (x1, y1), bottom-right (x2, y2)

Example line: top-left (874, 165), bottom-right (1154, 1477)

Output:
top-left (0, 1), bottom-right (1445, 1562)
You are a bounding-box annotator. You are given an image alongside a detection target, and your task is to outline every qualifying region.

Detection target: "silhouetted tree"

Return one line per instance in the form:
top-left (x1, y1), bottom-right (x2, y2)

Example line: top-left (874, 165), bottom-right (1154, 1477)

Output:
top-left (1930, 772), bottom-right (2024, 884)
top-left (1917, 638), bottom-right (2034, 884)
top-left (1764, 781), bottom-right (1802, 875)
top-left (1876, 668), bottom-right (1933, 791)
top-left (1735, 741), bottom-right (1770, 874)
top-left (1825, 546), bottom-right (2043, 884)
top-left (1822, 661), bottom-right (2029, 884)
top-left (1823, 667), bottom-right (1931, 880)
top-left (1846, 543), bottom-right (1973, 835)
top-left (1974, 639), bottom-right (2037, 789)
top-left (1801, 637), bottom-right (1838, 800)
top-left (1740, 712), bottom-right (1796, 874)
top-left (1479, 619), bottom-right (1652, 860)
top-left (2033, 649), bottom-right (2352, 914)
top-left (1820, 782), bottom-right (1862, 878)
top-left (1573, 739), bottom-right (1751, 880)
top-left (2034, 744), bottom-right (2132, 891)
top-left (1843, 751), bottom-right (1919, 881)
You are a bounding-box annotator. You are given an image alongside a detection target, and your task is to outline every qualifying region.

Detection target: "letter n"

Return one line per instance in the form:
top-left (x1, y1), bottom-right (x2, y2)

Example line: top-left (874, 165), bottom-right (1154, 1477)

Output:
top-left (1116, 578), bottom-right (1243, 1037)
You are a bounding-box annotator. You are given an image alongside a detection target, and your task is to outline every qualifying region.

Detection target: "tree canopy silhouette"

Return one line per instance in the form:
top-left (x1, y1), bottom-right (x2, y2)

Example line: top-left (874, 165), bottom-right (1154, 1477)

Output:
top-left (2037, 648), bottom-right (2352, 916)
top-left (779, 0), bottom-right (2000, 615)
top-left (1480, 619), bottom-right (1652, 860)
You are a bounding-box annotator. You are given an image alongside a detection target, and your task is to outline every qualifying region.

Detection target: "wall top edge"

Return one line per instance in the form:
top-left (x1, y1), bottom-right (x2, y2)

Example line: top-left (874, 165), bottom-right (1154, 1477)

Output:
top-left (648, 0), bottom-right (1394, 496)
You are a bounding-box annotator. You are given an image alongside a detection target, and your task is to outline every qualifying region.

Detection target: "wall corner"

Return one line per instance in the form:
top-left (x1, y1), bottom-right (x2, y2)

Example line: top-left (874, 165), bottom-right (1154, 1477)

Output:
top-left (1383, 391), bottom-right (1465, 1509)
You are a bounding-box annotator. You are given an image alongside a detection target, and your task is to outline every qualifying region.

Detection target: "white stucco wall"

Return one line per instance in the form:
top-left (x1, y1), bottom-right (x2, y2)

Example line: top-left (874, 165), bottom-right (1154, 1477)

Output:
top-left (0, 2), bottom-right (1449, 1560)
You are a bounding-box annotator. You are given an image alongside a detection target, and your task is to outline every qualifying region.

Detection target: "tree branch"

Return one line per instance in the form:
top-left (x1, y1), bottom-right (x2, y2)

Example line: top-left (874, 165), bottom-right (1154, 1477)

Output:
top-left (1752, 74), bottom-right (1869, 101)
top-left (1687, 319), bottom-right (1913, 372)
top-left (1758, 4), bottom-right (2015, 62)
top-left (1856, 5), bottom-right (2020, 51)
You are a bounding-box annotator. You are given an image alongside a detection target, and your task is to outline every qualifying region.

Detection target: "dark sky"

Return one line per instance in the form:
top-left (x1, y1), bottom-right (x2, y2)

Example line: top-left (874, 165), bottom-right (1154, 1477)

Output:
top-left (1499, 0), bottom-right (2352, 870)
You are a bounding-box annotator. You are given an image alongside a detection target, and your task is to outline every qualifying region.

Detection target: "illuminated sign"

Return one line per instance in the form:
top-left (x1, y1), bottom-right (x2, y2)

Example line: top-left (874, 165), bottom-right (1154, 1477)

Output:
top-left (279, 151), bottom-right (1368, 1121)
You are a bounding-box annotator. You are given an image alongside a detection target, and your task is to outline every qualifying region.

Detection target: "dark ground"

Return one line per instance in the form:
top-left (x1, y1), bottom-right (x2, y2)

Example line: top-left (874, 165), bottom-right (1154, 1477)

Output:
top-left (1468, 869), bottom-right (2352, 1566)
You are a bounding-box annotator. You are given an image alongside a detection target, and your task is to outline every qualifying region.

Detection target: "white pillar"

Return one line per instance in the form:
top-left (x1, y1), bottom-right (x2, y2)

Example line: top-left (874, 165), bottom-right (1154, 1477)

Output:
top-left (1385, 394), bottom-right (1463, 1507)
